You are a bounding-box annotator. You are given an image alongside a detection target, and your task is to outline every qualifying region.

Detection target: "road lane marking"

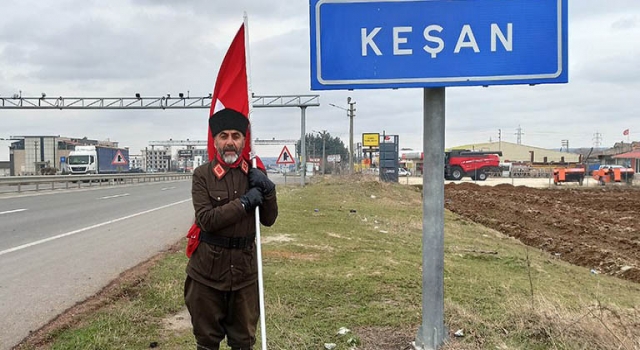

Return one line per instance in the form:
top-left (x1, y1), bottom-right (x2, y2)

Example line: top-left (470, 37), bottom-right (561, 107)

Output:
top-left (161, 187), bottom-right (176, 191)
top-left (0, 209), bottom-right (27, 215)
top-left (99, 193), bottom-right (130, 199)
top-left (0, 199), bottom-right (191, 257)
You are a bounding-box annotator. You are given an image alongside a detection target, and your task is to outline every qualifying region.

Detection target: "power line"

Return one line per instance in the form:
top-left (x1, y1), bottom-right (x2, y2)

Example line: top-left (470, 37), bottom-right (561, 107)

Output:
top-left (514, 125), bottom-right (524, 145)
top-left (592, 132), bottom-right (602, 148)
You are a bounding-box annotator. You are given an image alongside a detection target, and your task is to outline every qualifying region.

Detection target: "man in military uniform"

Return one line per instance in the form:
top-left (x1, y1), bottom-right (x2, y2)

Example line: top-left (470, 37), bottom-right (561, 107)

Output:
top-left (185, 108), bottom-right (278, 350)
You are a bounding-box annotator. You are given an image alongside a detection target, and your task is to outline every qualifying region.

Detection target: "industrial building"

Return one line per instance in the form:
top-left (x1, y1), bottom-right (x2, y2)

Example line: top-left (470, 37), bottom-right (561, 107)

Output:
top-left (400, 141), bottom-right (582, 175)
top-left (129, 154), bottom-right (144, 170)
top-left (141, 147), bottom-right (170, 172)
top-left (592, 141), bottom-right (640, 173)
top-left (450, 141), bottom-right (581, 163)
top-left (401, 141), bottom-right (580, 174)
top-left (0, 161), bottom-right (9, 176)
top-left (400, 141), bottom-right (640, 176)
top-left (7, 136), bottom-right (120, 176)
top-left (4, 136), bottom-right (213, 176)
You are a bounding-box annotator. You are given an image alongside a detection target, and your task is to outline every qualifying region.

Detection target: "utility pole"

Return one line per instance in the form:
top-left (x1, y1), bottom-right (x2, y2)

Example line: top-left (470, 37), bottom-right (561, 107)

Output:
top-left (314, 130), bottom-right (328, 175)
top-left (498, 129), bottom-right (502, 151)
top-left (329, 100), bottom-right (355, 174)
top-left (34, 140), bottom-right (39, 175)
top-left (321, 132), bottom-right (326, 175)
top-left (347, 97), bottom-right (356, 175)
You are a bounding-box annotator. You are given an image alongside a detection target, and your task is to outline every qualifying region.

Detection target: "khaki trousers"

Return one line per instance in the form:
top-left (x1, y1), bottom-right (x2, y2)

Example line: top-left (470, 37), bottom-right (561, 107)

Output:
top-left (185, 276), bottom-right (259, 350)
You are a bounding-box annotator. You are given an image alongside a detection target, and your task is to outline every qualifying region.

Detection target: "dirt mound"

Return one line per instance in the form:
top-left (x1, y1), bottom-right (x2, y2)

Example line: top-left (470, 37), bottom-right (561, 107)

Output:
top-left (445, 185), bottom-right (640, 283)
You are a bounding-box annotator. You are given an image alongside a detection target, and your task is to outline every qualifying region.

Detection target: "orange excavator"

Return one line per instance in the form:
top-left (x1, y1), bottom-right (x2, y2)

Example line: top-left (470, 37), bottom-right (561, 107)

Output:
top-left (553, 166), bottom-right (586, 186)
top-left (592, 165), bottom-right (634, 185)
top-left (552, 148), bottom-right (592, 186)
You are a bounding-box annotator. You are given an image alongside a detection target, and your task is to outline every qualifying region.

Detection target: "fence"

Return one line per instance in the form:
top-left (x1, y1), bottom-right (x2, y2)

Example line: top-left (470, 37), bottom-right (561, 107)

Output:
top-left (0, 173), bottom-right (192, 194)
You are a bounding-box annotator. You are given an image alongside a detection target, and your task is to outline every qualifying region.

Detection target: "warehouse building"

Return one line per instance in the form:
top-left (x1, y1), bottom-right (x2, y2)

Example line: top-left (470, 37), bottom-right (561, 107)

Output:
top-left (8, 136), bottom-right (120, 176)
top-left (401, 141), bottom-right (582, 176)
top-left (595, 141), bottom-right (640, 173)
top-left (141, 146), bottom-right (170, 172)
top-left (0, 161), bottom-right (9, 176)
top-left (449, 141), bottom-right (581, 163)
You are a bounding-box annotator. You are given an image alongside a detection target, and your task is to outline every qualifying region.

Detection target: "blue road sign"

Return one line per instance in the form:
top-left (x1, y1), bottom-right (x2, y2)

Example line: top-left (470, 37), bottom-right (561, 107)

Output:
top-left (310, 0), bottom-right (568, 90)
top-left (60, 156), bottom-right (66, 163)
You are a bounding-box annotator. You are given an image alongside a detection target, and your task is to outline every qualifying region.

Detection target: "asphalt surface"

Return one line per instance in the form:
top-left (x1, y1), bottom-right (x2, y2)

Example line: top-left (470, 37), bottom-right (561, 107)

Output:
top-left (0, 180), bottom-right (193, 349)
top-left (0, 180), bottom-right (105, 195)
top-left (0, 172), bottom-right (293, 349)
top-left (0, 176), bottom-right (187, 195)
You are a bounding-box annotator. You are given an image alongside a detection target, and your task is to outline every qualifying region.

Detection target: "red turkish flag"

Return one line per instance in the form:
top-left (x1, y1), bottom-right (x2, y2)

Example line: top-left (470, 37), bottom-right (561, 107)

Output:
top-left (623, 129), bottom-right (630, 136)
top-left (186, 23), bottom-right (263, 258)
top-left (208, 24), bottom-right (249, 161)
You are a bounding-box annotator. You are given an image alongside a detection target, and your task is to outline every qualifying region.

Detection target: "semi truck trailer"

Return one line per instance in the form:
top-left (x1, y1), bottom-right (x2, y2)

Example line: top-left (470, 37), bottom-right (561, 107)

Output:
top-left (63, 145), bottom-right (130, 175)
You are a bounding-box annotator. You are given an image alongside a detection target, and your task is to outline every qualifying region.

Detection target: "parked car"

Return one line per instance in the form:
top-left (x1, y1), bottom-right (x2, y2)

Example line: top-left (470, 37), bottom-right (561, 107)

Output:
top-left (598, 164), bottom-right (626, 170)
top-left (398, 168), bottom-right (411, 176)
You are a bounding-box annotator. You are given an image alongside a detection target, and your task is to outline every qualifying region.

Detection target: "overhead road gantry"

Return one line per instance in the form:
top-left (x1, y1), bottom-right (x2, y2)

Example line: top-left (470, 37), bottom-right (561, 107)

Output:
top-left (0, 94), bottom-right (319, 110)
top-left (148, 139), bottom-right (296, 147)
top-left (253, 139), bottom-right (297, 145)
top-left (0, 94), bottom-right (320, 186)
top-left (149, 140), bottom-right (207, 147)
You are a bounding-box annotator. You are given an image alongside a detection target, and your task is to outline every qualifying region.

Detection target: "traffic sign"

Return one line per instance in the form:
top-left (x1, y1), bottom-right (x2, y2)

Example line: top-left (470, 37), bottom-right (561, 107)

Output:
top-left (276, 146), bottom-right (295, 165)
top-left (327, 154), bottom-right (341, 162)
top-left (112, 150), bottom-right (128, 165)
top-left (310, 0), bottom-right (568, 90)
top-left (362, 133), bottom-right (379, 147)
top-left (178, 149), bottom-right (193, 158)
top-left (60, 156), bottom-right (66, 163)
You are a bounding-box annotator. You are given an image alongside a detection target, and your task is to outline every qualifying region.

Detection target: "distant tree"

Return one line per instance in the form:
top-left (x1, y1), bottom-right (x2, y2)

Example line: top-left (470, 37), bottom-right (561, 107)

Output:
top-left (296, 133), bottom-right (348, 173)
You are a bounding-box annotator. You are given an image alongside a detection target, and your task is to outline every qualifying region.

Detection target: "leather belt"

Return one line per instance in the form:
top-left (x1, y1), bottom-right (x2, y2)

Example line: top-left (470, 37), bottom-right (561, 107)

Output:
top-left (199, 231), bottom-right (255, 249)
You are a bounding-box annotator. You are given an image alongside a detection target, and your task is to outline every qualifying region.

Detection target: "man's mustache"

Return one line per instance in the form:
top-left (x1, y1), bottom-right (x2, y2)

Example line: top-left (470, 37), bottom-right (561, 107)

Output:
top-left (222, 146), bottom-right (238, 152)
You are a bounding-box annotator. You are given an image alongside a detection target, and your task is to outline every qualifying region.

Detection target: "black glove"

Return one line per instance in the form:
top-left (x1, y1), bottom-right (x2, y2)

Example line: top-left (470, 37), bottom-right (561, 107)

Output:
top-left (240, 187), bottom-right (263, 212)
top-left (249, 168), bottom-right (276, 195)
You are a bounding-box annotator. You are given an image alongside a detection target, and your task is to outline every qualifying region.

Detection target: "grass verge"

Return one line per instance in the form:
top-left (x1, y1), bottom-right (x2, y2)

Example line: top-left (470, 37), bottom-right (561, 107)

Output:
top-left (16, 176), bottom-right (640, 350)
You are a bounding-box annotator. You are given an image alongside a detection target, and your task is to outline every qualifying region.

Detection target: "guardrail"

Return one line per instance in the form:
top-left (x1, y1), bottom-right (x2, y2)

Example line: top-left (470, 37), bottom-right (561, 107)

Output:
top-left (0, 173), bottom-right (192, 194)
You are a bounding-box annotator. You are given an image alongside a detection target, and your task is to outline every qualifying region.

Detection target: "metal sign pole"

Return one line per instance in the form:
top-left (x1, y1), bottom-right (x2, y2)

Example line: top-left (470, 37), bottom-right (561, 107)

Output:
top-left (300, 106), bottom-right (307, 186)
top-left (415, 87), bottom-right (446, 350)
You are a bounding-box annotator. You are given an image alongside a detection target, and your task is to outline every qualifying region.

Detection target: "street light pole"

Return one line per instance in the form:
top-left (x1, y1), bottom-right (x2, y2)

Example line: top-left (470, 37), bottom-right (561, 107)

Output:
top-left (329, 98), bottom-right (356, 174)
top-left (313, 130), bottom-right (328, 175)
top-left (320, 131), bottom-right (327, 175)
top-left (347, 97), bottom-right (356, 175)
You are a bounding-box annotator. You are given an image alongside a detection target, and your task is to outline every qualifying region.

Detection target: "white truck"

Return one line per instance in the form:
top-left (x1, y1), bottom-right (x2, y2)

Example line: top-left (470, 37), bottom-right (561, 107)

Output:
top-left (62, 145), bottom-right (130, 175)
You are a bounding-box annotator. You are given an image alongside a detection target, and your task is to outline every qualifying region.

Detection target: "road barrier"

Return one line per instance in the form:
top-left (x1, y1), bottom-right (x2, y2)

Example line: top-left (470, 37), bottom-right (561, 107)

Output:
top-left (0, 173), bottom-right (192, 194)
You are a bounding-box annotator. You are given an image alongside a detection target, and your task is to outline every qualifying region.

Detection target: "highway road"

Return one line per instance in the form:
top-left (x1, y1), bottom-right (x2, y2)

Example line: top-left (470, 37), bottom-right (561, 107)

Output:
top-left (0, 179), bottom-right (108, 195)
top-left (0, 180), bottom-right (193, 349)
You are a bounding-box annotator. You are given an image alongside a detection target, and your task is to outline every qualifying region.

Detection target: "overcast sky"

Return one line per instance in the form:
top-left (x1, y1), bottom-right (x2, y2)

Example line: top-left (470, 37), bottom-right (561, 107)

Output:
top-left (1, 0), bottom-right (639, 160)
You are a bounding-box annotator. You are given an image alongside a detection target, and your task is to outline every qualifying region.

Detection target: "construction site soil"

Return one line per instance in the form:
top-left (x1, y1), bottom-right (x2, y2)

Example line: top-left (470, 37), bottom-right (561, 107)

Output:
top-left (444, 182), bottom-right (640, 284)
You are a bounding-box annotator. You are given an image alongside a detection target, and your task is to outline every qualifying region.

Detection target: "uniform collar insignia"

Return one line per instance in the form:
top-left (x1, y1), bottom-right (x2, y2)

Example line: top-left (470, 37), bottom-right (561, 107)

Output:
top-left (213, 163), bottom-right (226, 180)
top-left (212, 159), bottom-right (248, 179)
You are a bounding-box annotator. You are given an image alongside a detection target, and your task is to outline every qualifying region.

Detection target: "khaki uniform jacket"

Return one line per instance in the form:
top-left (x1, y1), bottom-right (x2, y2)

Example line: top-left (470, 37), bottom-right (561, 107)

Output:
top-left (186, 159), bottom-right (278, 291)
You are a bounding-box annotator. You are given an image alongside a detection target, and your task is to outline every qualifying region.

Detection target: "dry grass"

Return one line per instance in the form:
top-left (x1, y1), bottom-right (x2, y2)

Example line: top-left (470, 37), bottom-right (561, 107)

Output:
top-left (15, 176), bottom-right (640, 350)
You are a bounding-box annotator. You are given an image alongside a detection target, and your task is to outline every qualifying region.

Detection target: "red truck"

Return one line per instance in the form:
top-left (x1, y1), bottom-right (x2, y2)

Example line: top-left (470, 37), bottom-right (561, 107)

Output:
top-left (444, 150), bottom-right (502, 181)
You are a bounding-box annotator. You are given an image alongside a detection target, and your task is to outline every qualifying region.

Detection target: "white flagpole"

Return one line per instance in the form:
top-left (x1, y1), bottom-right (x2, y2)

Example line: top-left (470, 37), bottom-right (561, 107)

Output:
top-left (244, 12), bottom-right (268, 350)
